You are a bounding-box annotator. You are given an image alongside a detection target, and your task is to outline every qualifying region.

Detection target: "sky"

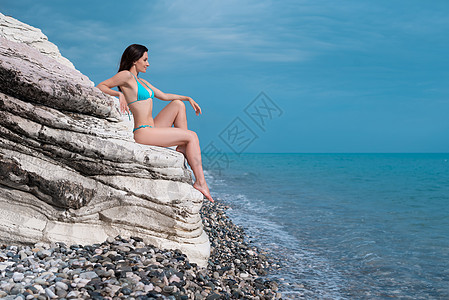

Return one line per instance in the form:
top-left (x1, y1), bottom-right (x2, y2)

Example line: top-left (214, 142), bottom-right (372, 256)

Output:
top-left (2, 0), bottom-right (449, 153)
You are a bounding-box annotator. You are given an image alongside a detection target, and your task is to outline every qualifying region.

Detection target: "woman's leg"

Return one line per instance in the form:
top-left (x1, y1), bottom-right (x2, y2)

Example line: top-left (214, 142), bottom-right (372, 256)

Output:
top-left (154, 100), bottom-right (188, 155)
top-left (134, 127), bottom-right (214, 202)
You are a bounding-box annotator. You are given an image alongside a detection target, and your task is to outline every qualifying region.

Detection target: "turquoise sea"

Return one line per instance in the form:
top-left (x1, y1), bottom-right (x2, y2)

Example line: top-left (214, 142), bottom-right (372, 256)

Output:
top-left (204, 153), bottom-right (449, 299)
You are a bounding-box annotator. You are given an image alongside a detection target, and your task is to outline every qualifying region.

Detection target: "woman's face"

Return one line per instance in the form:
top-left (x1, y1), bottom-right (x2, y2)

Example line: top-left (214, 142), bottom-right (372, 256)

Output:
top-left (135, 52), bottom-right (149, 73)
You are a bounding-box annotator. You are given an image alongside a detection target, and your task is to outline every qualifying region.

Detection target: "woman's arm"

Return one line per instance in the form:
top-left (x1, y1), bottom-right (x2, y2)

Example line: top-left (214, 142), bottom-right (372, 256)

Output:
top-left (141, 79), bottom-right (202, 115)
top-left (96, 71), bottom-right (132, 114)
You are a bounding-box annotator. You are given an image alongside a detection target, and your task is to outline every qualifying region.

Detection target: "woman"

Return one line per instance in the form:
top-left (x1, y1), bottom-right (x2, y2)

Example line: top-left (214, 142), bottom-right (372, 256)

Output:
top-left (97, 44), bottom-right (214, 203)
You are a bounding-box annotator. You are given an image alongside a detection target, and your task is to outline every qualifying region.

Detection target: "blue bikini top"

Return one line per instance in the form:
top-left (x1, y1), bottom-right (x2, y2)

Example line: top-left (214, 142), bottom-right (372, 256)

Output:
top-left (128, 73), bottom-right (154, 106)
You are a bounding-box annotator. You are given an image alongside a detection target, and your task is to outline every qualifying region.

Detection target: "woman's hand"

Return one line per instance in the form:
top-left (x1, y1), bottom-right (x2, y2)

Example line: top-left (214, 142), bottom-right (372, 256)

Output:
top-left (118, 92), bottom-right (129, 114)
top-left (188, 97), bottom-right (202, 116)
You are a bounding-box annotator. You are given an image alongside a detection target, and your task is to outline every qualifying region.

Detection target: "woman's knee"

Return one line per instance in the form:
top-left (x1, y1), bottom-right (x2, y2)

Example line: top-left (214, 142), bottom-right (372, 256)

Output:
top-left (172, 99), bottom-right (186, 111)
top-left (187, 130), bottom-right (198, 142)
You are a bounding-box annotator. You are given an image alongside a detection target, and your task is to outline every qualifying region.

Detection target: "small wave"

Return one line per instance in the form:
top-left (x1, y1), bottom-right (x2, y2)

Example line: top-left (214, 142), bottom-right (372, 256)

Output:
top-left (212, 188), bottom-right (347, 298)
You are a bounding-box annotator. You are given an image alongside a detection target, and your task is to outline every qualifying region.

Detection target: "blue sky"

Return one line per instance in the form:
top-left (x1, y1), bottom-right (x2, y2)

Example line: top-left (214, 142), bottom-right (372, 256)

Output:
top-left (2, 0), bottom-right (449, 153)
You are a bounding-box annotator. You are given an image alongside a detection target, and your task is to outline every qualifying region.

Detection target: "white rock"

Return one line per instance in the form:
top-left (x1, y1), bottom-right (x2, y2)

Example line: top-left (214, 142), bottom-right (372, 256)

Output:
top-left (33, 284), bottom-right (44, 292)
top-left (80, 271), bottom-right (97, 280)
top-left (12, 272), bottom-right (24, 282)
top-left (55, 281), bottom-right (68, 290)
top-left (169, 274), bottom-right (181, 283)
top-left (247, 250), bottom-right (256, 256)
top-left (109, 284), bottom-right (121, 295)
top-left (66, 290), bottom-right (80, 298)
top-left (0, 15), bottom-right (210, 267)
top-left (1, 282), bottom-right (14, 292)
top-left (144, 283), bottom-right (154, 292)
top-left (0, 12), bottom-right (75, 69)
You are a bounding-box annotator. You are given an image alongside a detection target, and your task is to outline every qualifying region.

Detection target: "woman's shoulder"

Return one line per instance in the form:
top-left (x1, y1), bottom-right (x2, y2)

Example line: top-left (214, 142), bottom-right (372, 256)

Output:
top-left (111, 70), bottom-right (134, 89)
top-left (116, 70), bottom-right (133, 80)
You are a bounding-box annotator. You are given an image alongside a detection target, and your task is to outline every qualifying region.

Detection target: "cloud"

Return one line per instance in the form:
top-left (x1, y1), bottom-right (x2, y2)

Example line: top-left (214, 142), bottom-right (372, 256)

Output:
top-left (135, 0), bottom-right (449, 66)
top-left (136, 0), bottom-right (315, 64)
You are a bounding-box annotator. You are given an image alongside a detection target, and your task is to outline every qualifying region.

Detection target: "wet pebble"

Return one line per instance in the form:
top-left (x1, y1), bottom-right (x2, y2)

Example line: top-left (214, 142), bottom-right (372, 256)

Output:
top-left (55, 281), bottom-right (68, 290)
top-left (44, 287), bottom-right (57, 299)
top-left (12, 272), bottom-right (24, 282)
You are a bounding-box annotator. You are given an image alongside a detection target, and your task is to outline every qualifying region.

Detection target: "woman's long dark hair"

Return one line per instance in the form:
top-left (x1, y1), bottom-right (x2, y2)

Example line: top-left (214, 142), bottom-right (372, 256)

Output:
top-left (118, 44), bottom-right (148, 72)
top-left (117, 44), bottom-right (148, 91)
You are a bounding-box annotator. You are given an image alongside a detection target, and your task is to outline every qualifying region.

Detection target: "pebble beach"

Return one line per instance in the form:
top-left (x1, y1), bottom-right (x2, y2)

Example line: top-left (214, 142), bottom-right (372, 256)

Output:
top-left (0, 201), bottom-right (281, 299)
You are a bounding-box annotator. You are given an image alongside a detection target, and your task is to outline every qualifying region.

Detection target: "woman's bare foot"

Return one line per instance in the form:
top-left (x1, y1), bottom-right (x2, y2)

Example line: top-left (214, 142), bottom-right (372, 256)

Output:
top-left (193, 181), bottom-right (214, 203)
top-left (176, 145), bottom-right (186, 156)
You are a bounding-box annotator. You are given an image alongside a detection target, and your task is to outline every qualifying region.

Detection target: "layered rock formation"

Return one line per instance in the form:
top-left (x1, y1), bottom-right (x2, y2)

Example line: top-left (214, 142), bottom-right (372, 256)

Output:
top-left (0, 12), bottom-right (74, 69)
top-left (0, 14), bottom-right (210, 266)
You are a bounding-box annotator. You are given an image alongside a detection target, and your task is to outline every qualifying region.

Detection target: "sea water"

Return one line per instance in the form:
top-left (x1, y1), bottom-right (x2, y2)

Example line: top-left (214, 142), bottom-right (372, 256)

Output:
top-left (204, 153), bottom-right (449, 299)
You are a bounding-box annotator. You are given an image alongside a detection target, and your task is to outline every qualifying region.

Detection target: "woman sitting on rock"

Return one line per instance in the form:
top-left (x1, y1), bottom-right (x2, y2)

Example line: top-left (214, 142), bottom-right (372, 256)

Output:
top-left (97, 44), bottom-right (214, 203)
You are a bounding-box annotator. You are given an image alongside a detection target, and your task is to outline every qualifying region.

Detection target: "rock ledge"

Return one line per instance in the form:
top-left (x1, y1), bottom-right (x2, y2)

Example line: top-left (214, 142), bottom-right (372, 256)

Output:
top-left (0, 14), bottom-right (209, 266)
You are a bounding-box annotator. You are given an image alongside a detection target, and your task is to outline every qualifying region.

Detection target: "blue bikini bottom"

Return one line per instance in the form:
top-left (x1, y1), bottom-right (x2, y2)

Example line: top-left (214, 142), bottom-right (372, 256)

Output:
top-left (133, 125), bottom-right (154, 133)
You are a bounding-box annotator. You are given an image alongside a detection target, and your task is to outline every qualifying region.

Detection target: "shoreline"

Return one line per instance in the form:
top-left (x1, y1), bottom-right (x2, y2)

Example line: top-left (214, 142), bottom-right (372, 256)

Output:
top-left (0, 201), bottom-right (281, 299)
